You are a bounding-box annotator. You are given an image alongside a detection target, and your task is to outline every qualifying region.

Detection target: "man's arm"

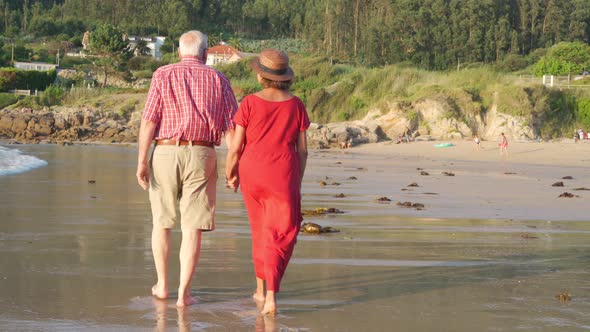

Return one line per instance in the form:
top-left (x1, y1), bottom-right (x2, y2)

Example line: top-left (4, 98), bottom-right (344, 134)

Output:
top-left (136, 119), bottom-right (158, 190)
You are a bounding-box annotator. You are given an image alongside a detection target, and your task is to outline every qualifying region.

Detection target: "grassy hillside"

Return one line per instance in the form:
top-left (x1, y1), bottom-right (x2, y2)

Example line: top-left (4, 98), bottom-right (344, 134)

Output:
top-left (2, 56), bottom-right (590, 140)
top-left (218, 56), bottom-right (590, 139)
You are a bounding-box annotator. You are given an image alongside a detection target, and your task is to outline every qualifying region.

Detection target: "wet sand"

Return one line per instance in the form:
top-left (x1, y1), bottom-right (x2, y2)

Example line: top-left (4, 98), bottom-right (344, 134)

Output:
top-left (0, 142), bottom-right (589, 331)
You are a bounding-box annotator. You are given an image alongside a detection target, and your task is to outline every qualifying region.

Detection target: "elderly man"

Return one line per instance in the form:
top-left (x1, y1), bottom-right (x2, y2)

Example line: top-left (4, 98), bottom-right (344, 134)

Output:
top-left (136, 30), bottom-right (237, 307)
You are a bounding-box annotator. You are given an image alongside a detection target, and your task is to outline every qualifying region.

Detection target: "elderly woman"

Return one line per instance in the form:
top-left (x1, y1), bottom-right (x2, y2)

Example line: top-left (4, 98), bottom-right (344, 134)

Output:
top-left (225, 49), bottom-right (309, 315)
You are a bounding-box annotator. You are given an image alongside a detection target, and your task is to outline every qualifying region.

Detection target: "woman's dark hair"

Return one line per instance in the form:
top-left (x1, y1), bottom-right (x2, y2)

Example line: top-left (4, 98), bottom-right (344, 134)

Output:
top-left (259, 77), bottom-right (292, 90)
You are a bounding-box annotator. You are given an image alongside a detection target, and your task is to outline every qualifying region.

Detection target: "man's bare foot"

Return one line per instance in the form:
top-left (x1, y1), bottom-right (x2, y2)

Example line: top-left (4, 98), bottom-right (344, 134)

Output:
top-left (176, 291), bottom-right (197, 307)
top-left (152, 284), bottom-right (168, 300)
top-left (260, 302), bottom-right (276, 316)
top-left (252, 292), bottom-right (265, 302)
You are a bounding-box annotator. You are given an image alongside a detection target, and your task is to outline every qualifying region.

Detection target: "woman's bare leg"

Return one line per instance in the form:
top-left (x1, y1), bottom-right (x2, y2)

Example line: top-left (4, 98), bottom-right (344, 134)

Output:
top-left (253, 277), bottom-right (265, 302)
top-left (261, 290), bottom-right (276, 316)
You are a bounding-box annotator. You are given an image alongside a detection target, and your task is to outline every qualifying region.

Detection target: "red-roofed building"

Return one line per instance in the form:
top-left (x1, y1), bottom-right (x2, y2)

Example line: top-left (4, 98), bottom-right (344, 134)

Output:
top-left (206, 43), bottom-right (254, 66)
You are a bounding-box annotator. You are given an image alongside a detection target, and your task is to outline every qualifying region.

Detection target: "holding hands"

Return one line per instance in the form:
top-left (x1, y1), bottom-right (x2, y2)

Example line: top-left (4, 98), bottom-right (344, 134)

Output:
top-left (225, 170), bottom-right (240, 192)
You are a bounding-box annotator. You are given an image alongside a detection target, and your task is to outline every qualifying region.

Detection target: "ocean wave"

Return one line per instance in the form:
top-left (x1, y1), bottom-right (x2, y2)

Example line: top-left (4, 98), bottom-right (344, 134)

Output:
top-left (0, 146), bottom-right (48, 176)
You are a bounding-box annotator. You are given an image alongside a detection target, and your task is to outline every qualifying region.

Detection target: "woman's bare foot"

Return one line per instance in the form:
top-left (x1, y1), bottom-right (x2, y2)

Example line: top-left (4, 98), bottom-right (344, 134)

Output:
top-left (152, 284), bottom-right (168, 300)
top-left (260, 302), bottom-right (276, 316)
top-left (252, 292), bottom-right (265, 302)
top-left (176, 289), bottom-right (197, 307)
top-left (260, 290), bottom-right (276, 316)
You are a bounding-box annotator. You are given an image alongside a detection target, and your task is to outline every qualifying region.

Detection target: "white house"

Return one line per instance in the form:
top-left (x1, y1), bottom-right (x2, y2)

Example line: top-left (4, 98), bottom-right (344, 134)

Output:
top-left (128, 36), bottom-right (166, 60)
top-left (14, 62), bottom-right (58, 71)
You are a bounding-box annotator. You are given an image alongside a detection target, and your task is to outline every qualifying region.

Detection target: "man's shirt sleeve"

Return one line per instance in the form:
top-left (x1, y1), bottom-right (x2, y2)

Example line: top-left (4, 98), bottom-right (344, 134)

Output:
top-left (221, 77), bottom-right (238, 132)
top-left (142, 71), bottom-right (162, 123)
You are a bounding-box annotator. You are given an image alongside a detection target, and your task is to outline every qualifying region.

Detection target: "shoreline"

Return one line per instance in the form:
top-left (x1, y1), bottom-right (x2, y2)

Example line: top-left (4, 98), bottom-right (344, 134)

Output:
top-left (2, 140), bottom-right (589, 222)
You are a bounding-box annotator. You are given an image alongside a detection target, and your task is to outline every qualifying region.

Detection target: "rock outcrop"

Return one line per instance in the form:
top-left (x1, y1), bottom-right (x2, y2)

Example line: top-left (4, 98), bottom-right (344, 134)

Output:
top-left (0, 92), bottom-right (538, 147)
top-left (306, 95), bottom-right (537, 147)
top-left (0, 107), bottom-right (138, 144)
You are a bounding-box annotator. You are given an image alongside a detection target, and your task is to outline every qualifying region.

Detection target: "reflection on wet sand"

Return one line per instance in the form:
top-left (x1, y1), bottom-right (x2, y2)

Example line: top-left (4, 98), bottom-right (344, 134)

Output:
top-left (151, 295), bottom-right (277, 332)
top-left (153, 298), bottom-right (192, 332)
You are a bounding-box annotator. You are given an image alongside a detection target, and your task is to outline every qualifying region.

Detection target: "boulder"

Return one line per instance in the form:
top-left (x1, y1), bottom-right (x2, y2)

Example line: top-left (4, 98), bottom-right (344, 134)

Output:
top-left (12, 116), bottom-right (30, 134)
top-left (34, 114), bottom-right (55, 136)
top-left (0, 114), bottom-right (14, 134)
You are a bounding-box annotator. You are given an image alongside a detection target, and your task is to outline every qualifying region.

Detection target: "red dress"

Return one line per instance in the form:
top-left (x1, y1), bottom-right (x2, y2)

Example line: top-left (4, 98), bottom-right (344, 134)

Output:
top-left (233, 94), bottom-right (310, 292)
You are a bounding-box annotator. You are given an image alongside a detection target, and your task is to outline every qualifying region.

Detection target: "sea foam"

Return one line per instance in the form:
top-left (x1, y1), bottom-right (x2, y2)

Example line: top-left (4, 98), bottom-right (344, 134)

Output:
top-left (0, 146), bottom-right (48, 176)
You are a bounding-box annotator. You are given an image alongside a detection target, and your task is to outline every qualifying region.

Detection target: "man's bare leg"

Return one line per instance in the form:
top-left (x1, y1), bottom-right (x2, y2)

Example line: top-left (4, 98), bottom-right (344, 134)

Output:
top-left (177, 229), bottom-right (202, 307)
top-left (253, 277), bottom-right (265, 302)
top-left (152, 226), bottom-right (171, 299)
top-left (261, 290), bottom-right (276, 315)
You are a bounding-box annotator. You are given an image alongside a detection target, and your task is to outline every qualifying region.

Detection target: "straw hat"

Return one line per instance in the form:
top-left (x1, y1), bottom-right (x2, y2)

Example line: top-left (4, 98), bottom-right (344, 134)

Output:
top-left (250, 49), bottom-right (294, 81)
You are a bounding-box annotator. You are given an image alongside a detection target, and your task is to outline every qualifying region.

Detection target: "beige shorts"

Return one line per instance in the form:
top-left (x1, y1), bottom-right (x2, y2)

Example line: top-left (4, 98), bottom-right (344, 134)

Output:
top-left (149, 145), bottom-right (217, 230)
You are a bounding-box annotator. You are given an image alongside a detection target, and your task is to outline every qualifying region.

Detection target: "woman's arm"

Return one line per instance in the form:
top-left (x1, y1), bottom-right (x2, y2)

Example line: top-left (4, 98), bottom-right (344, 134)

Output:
top-left (225, 125), bottom-right (246, 192)
top-left (296, 130), bottom-right (308, 187)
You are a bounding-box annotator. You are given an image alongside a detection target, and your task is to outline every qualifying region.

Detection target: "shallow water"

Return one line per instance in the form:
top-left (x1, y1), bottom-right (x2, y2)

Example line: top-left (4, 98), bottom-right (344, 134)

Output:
top-left (1, 144), bottom-right (589, 331)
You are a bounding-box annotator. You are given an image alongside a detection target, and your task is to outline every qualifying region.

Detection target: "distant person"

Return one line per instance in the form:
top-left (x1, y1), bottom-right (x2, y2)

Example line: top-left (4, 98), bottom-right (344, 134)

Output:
top-left (340, 138), bottom-right (352, 149)
top-left (404, 126), bottom-right (412, 143)
top-left (474, 135), bottom-right (481, 150)
top-left (225, 49), bottom-right (309, 316)
top-left (498, 132), bottom-right (508, 156)
top-left (396, 134), bottom-right (403, 144)
top-left (136, 30), bottom-right (238, 307)
top-left (346, 138), bottom-right (352, 148)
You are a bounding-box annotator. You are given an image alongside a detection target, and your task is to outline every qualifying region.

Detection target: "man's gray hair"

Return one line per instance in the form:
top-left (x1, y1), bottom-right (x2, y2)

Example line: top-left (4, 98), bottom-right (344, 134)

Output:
top-left (179, 31), bottom-right (208, 57)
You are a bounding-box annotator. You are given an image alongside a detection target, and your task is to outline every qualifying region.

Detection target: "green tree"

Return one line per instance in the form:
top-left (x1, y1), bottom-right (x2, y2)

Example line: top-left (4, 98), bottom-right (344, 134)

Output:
top-left (0, 68), bottom-right (17, 92)
top-left (569, 0), bottom-right (590, 42)
top-left (533, 41), bottom-right (590, 75)
top-left (134, 39), bottom-right (150, 56)
top-left (227, 37), bottom-right (243, 51)
top-left (89, 23), bottom-right (130, 87)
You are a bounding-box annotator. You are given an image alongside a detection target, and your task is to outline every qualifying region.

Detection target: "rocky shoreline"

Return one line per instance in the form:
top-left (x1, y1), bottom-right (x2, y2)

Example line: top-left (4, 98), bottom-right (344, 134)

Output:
top-left (1, 95), bottom-right (540, 147)
top-left (0, 107), bottom-right (139, 145)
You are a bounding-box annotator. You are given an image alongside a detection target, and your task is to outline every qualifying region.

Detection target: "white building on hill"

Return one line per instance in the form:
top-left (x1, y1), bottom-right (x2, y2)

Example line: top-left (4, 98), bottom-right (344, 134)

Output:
top-left (127, 36), bottom-right (166, 59)
top-left (14, 62), bottom-right (58, 71)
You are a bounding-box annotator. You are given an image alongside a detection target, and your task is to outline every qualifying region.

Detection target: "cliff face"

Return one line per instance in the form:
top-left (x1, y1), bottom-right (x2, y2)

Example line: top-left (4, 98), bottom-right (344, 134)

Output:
top-left (307, 96), bottom-right (537, 148)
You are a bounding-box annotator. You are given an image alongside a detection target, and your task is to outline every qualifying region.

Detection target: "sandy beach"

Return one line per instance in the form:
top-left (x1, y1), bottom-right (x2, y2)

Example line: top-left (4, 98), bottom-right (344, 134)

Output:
top-left (0, 141), bottom-right (589, 331)
top-left (330, 139), bottom-right (590, 222)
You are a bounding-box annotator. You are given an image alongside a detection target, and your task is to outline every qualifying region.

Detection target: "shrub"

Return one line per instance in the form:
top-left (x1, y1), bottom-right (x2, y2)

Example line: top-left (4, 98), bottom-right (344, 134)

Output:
top-left (39, 85), bottom-right (65, 106)
top-left (216, 59), bottom-right (253, 81)
top-left (14, 69), bottom-right (57, 91)
top-left (0, 69), bottom-right (17, 92)
top-left (496, 54), bottom-right (529, 72)
top-left (349, 96), bottom-right (366, 110)
top-left (576, 98), bottom-right (590, 129)
top-left (338, 111), bottom-right (351, 121)
top-left (134, 70), bottom-right (153, 79)
top-left (14, 95), bottom-right (42, 109)
top-left (127, 56), bottom-right (152, 71)
top-left (0, 93), bottom-right (18, 109)
top-left (118, 99), bottom-right (138, 119)
top-left (60, 56), bottom-right (92, 69)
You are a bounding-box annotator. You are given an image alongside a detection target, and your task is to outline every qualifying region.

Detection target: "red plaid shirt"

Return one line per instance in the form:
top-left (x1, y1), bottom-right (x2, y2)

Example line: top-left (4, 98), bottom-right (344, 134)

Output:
top-left (142, 56), bottom-right (238, 145)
